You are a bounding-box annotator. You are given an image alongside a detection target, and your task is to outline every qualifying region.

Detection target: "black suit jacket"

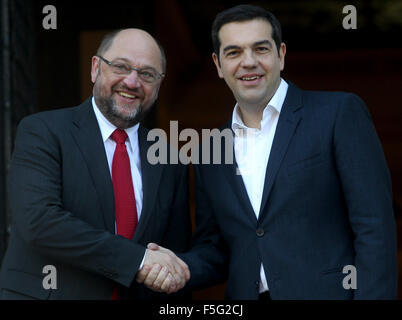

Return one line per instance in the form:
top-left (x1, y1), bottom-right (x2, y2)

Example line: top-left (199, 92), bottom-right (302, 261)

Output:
top-left (0, 99), bottom-right (192, 300)
top-left (182, 83), bottom-right (397, 299)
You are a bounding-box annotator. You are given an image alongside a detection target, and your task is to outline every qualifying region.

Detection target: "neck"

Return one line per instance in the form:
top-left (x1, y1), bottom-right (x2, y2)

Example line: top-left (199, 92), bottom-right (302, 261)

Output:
top-left (237, 105), bottom-right (264, 129)
top-left (237, 79), bottom-right (281, 128)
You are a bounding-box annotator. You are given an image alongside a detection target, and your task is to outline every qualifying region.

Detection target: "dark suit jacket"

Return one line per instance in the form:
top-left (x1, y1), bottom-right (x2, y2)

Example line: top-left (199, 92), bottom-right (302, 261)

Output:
top-left (182, 83), bottom-right (397, 299)
top-left (0, 98), bottom-right (192, 300)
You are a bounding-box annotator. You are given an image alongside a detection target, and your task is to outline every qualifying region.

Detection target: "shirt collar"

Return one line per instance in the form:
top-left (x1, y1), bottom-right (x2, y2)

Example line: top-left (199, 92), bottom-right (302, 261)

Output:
top-left (231, 78), bottom-right (288, 133)
top-left (91, 97), bottom-right (139, 147)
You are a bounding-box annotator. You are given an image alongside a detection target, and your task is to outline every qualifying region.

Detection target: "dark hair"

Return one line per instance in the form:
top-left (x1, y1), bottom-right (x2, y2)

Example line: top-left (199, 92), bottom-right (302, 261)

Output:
top-left (96, 29), bottom-right (167, 73)
top-left (212, 4), bottom-right (282, 61)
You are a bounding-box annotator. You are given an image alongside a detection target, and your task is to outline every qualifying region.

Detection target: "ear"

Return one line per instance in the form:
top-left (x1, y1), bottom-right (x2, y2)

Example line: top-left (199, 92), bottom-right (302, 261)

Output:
top-left (90, 56), bottom-right (100, 83)
top-left (159, 74), bottom-right (165, 86)
top-left (279, 43), bottom-right (286, 71)
top-left (212, 53), bottom-right (224, 79)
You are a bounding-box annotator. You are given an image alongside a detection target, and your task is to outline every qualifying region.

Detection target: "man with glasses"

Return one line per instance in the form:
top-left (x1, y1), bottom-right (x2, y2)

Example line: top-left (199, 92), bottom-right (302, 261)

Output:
top-left (0, 28), bottom-right (192, 300)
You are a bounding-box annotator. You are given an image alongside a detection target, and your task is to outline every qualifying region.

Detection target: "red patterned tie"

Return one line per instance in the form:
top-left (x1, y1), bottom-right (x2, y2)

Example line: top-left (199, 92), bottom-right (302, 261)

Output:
top-left (111, 129), bottom-right (138, 299)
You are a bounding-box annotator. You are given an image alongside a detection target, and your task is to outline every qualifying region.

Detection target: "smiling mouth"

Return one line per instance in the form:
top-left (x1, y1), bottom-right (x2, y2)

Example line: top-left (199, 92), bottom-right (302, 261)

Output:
top-left (239, 75), bottom-right (263, 81)
top-left (117, 91), bottom-right (138, 99)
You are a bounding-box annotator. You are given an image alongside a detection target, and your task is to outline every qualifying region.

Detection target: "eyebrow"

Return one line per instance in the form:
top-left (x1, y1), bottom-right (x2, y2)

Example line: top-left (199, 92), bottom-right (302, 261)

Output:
top-left (253, 40), bottom-right (273, 48)
top-left (222, 45), bottom-right (241, 54)
top-left (112, 57), bottom-right (157, 71)
top-left (222, 39), bottom-right (273, 54)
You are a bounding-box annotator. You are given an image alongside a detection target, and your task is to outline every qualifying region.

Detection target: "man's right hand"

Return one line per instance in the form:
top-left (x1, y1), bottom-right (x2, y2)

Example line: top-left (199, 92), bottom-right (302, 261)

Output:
top-left (136, 243), bottom-right (190, 294)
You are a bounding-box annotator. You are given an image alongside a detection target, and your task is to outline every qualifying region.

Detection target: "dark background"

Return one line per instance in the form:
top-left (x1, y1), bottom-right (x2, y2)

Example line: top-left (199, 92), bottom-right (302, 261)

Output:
top-left (1, 0), bottom-right (401, 299)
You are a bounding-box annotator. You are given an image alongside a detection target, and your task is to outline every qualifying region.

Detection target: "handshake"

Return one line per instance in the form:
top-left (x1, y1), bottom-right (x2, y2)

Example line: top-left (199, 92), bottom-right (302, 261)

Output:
top-left (136, 243), bottom-right (190, 294)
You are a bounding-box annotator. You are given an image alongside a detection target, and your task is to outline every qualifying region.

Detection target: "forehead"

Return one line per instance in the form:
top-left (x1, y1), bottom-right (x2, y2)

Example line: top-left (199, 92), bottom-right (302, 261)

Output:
top-left (104, 30), bottom-right (162, 70)
top-left (219, 19), bottom-right (274, 49)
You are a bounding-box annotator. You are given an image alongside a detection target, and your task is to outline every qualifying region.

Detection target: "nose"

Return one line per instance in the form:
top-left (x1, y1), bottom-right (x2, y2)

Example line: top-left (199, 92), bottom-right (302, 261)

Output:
top-left (122, 70), bottom-right (142, 88)
top-left (240, 50), bottom-right (257, 68)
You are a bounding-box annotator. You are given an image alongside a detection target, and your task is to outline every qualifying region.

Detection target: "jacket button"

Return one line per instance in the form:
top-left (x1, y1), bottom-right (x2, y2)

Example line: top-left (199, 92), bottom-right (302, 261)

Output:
top-left (256, 228), bottom-right (264, 237)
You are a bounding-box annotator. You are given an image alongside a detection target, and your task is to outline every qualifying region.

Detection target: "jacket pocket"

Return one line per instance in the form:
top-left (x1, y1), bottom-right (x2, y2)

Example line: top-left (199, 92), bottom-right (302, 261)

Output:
top-left (321, 267), bottom-right (344, 275)
top-left (1, 269), bottom-right (51, 300)
top-left (287, 153), bottom-right (324, 176)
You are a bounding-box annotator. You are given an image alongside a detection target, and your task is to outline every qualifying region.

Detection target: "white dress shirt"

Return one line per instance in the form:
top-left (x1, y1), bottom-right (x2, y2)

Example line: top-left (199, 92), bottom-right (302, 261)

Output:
top-left (92, 97), bottom-right (143, 225)
top-left (92, 98), bottom-right (146, 268)
top-left (231, 78), bottom-right (288, 293)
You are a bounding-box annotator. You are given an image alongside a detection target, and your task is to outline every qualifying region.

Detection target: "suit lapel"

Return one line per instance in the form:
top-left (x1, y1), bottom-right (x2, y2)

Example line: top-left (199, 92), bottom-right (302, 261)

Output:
top-left (219, 122), bottom-right (258, 226)
top-left (70, 99), bottom-right (115, 234)
top-left (132, 125), bottom-right (164, 241)
top-left (258, 83), bottom-right (303, 221)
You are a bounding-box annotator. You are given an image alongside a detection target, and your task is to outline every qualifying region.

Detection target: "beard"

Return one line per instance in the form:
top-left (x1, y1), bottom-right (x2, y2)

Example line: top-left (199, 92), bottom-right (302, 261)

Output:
top-left (93, 77), bottom-right (156, 129)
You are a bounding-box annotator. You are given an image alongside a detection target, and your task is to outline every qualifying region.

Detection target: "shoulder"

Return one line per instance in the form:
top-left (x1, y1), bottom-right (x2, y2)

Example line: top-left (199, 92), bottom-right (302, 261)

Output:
top-left (300, 88), bottom-right (364, 107)
top-left (20, 107), bottom-right (73, 126)
top-left (17, 100), bottom-right (91, 132)
top-left (292, 85), bottom-right (369, 119)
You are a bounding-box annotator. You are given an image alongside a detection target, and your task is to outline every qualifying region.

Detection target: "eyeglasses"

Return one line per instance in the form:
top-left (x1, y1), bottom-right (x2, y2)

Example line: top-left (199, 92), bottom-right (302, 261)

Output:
top-left (96, 55), bottom-right (165, 83)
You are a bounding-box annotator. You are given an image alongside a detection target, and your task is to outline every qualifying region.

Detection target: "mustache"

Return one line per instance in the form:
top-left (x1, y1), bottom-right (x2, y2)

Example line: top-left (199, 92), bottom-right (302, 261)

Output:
top-left (113, 85), bottom-right (143, 98)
